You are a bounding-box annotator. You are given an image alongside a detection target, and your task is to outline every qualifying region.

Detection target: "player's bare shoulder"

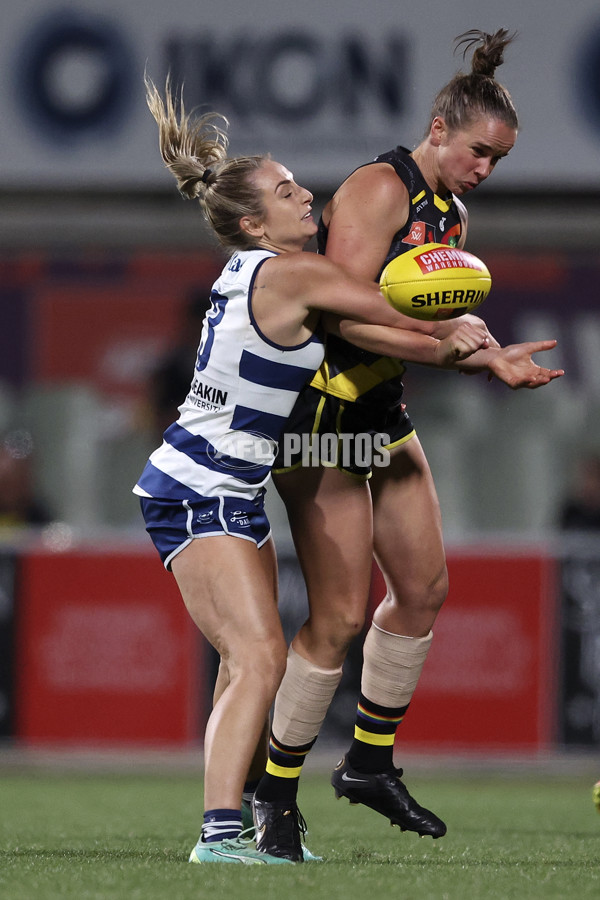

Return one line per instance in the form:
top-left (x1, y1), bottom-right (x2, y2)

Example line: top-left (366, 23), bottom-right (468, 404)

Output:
top-left (339, 162), bottom-right (406, 209)
top-left (255, 250), bottom-right (329, 298)
top-left (330, 162), bottom-right (409, 235)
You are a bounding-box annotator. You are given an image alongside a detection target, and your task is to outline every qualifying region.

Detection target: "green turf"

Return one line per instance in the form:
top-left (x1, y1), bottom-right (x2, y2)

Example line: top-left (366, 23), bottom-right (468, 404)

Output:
top-left (1, 767), bottom-right (599, 899)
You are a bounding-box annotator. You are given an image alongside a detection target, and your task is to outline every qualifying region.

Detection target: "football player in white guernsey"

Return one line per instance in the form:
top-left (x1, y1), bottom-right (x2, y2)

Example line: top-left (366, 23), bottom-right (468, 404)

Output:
top-left (135, 76), bottom-right (496, 866)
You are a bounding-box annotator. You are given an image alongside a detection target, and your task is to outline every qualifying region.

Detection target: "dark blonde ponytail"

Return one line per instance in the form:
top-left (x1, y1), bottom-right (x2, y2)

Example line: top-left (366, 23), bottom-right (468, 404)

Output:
top-left (145, 75), bottom-right (269, 251)
top-left (427, 29), bottom-right (519, 134)
top-left (455, 28), bottom-right (515, 79)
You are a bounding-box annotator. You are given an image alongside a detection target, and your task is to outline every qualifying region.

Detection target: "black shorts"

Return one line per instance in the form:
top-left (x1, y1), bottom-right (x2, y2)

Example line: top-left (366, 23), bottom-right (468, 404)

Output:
top-left (273, 384), bottom-right (415, 479)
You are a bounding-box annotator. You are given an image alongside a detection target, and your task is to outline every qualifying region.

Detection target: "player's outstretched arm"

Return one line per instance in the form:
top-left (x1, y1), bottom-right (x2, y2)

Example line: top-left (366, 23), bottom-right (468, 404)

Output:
top-left (329, 315), bottom-right (489, 367)
top-left (457, 339), bottom-right (565, 389)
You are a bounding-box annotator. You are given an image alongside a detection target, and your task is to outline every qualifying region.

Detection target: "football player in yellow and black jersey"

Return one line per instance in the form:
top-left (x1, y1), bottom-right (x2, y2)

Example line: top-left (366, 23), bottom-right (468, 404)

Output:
top-left (251, 29), bottom-right (563, 854)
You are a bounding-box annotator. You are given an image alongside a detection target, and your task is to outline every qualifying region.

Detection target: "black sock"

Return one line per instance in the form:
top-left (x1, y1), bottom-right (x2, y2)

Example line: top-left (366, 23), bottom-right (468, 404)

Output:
top-left (346, 693), bottom-right (408, 774)
top-left (254, 732), bottom-right (316, 803)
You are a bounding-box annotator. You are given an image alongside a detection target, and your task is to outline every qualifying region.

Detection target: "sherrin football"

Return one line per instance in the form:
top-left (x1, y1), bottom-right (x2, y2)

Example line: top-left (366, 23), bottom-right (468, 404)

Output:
top-left (379, 243), bottom-right (492, 320)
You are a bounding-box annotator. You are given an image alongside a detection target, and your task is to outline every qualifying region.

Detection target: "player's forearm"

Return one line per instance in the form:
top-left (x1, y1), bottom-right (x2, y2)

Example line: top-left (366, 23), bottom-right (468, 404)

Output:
top-left (454, 346), bottom-right (498, 373)
top-left (334, 318), bottom-right (443, 364)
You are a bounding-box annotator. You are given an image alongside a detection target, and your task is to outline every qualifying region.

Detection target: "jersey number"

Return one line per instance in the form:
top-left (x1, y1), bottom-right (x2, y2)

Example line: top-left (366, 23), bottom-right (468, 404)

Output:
top-left (195, 291), bottom-right (228, 372)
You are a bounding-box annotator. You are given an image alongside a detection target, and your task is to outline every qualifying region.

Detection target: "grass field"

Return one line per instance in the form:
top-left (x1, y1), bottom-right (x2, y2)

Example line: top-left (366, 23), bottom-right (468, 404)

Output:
top-left (1, 759), bottom-right (599, 900)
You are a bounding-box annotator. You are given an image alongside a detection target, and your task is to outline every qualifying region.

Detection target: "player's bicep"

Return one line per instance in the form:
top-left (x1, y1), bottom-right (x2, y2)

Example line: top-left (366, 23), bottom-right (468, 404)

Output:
top-left (325, 169), bottom-right (408, 281)
top-left (325, 226), bottom-right (391, 282)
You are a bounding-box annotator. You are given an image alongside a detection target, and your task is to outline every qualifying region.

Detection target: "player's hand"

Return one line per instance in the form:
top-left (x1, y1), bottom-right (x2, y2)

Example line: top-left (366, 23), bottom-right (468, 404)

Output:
top-left (486, 340), bottom-right (565, 389)
top-left (431, 313), bottom-right (500, 348)
top-left (435, 319), bottom-right (490, 367)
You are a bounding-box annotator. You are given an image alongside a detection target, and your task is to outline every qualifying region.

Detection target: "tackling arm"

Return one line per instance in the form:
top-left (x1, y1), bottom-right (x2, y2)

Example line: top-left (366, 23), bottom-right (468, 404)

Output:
top-left (328, 314), bottom-right (489, 368)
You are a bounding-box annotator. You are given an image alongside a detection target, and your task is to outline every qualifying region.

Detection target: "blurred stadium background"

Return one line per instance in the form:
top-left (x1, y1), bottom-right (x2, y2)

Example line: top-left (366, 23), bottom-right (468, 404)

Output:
top-left (1, 0), bottom-right (599, 759)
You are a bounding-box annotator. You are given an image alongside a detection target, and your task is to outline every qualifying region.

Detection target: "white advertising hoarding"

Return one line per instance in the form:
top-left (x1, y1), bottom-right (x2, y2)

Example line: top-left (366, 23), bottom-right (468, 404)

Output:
top-left (2, 0), bottom-right (600, 189)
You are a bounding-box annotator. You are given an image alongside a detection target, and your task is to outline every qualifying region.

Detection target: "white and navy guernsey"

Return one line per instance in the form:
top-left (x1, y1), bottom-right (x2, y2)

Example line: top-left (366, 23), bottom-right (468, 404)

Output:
top-left (133, 248), bottom-right (325, 502)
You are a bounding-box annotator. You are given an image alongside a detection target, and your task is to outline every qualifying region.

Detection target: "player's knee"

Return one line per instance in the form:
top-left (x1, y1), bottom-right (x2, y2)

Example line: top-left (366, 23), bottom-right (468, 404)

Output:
top-left (337, 609), bottom-right (366, 644)
top-left (415, 571), bottom-right (448, 616)
top-left (257, 638), bottom-right (288, 688)
top-left (428, 565), bottom-right (449, 612)
top-left (300, 607), bottom-right (366, 664)
top-left (321, 609), bottom-right (366, 656)
top-left (389, 563), bottom-right (449, 616)
top-left (232, 635), bottom-right (288, 692)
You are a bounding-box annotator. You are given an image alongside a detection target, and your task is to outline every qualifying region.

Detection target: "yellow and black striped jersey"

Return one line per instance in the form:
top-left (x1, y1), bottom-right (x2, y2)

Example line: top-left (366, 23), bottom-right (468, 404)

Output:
top-left (310, 146), bottom-right (464, 406)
